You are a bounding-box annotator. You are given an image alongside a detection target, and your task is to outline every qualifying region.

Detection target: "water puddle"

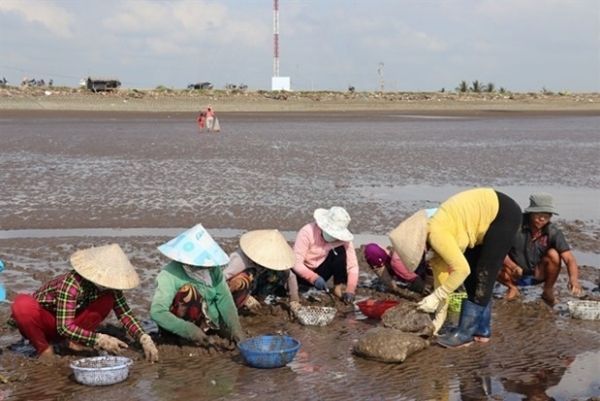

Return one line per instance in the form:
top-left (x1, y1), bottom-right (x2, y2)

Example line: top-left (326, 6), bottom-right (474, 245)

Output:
top-left (1, 228), bottom-right (597, 266)
top-left (348, 184), bottom-right (600, 222)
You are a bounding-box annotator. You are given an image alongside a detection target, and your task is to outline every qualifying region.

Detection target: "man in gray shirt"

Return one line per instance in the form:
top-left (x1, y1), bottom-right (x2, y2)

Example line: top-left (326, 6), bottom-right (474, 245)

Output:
top-left (497, 193), bottom-right (582, 306)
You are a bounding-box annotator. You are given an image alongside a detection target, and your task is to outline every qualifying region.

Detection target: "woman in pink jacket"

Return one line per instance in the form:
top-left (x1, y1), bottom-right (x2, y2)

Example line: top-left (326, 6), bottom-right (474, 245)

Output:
top-left (363, 243), bottom-right (426, 294)
top-left (292, 206), bottom-right (359, 304)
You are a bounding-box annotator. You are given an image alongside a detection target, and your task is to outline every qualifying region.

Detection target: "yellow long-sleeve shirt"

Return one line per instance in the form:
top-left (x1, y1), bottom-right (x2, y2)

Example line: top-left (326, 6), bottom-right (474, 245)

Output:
top-left (427, 188), bottom-right (499, 292)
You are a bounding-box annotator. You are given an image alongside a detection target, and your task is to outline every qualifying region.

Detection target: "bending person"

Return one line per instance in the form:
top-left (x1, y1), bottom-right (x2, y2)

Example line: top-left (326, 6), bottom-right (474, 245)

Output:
top-left (363, 230), bottom-right (436, 294)
top-left (292, 206), bottom-right (359, 305)
top-left (150, 224), bottom-right (245, 349)
top-left (390, 188), bottom-right (521, 348)
top-left (223, 229), bottom-right (299, 310)
top-left (9, 244), bottom-right (159, 362)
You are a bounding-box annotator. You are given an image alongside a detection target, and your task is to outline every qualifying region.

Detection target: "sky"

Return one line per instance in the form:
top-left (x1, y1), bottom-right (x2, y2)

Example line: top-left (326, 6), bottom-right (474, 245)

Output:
top-left (0, 0), bottom-right (599, 93)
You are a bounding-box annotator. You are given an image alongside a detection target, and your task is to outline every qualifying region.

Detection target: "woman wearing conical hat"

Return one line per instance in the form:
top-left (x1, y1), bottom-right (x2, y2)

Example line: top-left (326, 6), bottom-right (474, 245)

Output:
top-left (8, 244), bottom-right (159, 362)
top-left (292, 206), bottom-right (359, 305)
top-left (150, 224), bottom-right (246, 348)
top-left (223, 229), bottom-right (298, 310)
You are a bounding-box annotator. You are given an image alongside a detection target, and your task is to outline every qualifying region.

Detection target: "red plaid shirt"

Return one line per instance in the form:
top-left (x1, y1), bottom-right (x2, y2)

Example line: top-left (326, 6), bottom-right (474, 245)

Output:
top-left (20, 271), bottom-right (144, 347)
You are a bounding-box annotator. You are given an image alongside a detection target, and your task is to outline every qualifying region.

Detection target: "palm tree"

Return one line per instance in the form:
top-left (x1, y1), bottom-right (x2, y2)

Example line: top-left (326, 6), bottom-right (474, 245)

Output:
top-left (470, 80), bottom-right (483, 93)
top-left (456, 81), bottom-right (469, 93)
top-left (485, 82), bottom-right (495, 93)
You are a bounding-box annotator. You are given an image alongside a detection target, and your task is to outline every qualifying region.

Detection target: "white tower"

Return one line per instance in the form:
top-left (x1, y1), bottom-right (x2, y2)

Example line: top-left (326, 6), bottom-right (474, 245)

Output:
top-left (273, 0), bottom-right (279, 77)
top-left (271, 0), bottom-right (291, 91)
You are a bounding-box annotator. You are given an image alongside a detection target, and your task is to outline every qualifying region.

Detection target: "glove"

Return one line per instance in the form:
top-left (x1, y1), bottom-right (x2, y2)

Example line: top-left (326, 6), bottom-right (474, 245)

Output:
top-left (244, 295), bottom-right (261, 311)
top-left (231, 328), bottom-right (246, 345)
top-left (289, 301), bottom-right (302, 315)
top-left (417, 285), bottom-right (451, 313)
top-left (96, 333), bottom-right (128, 355)
top-left (342, 292), bottom-right (355, 305)
top-left (314, 277), bottom-right (328, 291)
top-left (139, 333), bottom-right (159, 363)
top-left (408, 276), bottom-right (425, 294)
top-left (190, 327), bottom-right (216, 349)
top-left (432, 299), bottom-right (449, 336)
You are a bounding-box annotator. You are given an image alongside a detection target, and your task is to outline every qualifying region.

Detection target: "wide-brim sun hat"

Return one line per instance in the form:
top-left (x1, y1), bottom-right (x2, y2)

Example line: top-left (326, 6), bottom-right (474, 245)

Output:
top-left (388, 209), bottom-right (428, 272)
top-left (157, 223), bottom-right (229, 267)
top-left (70, 244), bottom-right (140, 290)
top-left (240, 229), bottom-right (295, 271)
top-left (524, 192), bottom-right (559, 215)
top-left (313, 206), bottom-right (354, 241)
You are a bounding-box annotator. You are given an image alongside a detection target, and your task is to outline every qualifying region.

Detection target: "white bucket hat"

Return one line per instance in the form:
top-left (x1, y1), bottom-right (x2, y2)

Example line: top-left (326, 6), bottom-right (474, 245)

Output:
top-left (157, 224), bottom-right (229, 267)
top-left (313, 206), bottom-right (354, 241)
top-left (240, 229), bottom-right (295, 271)
top-left (389, 209), bottom-right (427, 272)
top-left (70, 244), bottom-right (140, 290)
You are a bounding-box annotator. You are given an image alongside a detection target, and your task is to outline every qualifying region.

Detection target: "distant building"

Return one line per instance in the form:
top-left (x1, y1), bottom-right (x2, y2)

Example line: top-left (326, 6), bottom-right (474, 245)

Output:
top-left (86, 77), bottom-right (121, 92)
top-left (271, 76), bottom-right (291, 91)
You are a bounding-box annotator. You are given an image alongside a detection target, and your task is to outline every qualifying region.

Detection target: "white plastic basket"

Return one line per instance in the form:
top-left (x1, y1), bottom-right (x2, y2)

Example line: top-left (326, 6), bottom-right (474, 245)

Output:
top-left (295, 306), bottom-right (337, 326)
top-left (567, 300), bottom-right (600, 320)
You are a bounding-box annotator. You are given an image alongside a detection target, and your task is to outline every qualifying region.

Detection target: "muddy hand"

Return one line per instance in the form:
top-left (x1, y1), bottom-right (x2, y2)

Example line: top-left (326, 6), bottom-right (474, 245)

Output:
top-left (568, 281), bottom-right (583, 297)
top-left (96, 333), bottom-right (128, 355)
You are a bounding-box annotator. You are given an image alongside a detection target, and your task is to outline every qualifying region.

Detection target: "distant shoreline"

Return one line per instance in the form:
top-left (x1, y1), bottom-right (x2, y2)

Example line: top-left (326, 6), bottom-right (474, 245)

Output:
top-left (1, 87), bottom-right (599, 114)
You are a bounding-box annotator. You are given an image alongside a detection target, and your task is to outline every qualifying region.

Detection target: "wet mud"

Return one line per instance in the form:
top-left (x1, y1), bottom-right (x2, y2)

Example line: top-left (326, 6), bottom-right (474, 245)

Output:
top-left (0, 110), bottom-right (599, 400)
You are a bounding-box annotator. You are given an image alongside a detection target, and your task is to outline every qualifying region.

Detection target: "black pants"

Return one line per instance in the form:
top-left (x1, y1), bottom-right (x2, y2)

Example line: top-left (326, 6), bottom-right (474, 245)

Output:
top-left (463, 191), bottom-right (522, 306)
top-left (297, 246), bottom-right (347, 287)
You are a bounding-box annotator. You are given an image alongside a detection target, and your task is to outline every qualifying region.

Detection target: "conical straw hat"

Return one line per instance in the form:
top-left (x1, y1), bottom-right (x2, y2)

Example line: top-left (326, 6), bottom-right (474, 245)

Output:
top-left (157, 223), bottom-right (229, 267)
top-left (389, 209), bottom-right (428, 272)
top-left (70, 244), bottom-right (140, 290)
top-left (239, 229), bottom-right (295, 271)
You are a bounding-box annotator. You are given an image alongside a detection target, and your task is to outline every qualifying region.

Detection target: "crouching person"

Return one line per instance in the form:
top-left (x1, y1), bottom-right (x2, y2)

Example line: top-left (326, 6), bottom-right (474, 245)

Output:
top-left (224, 229), bottom-right (299, 310)
top-left (150, 224), bottom-right (246, 349)
top-left (9, 244), bottom-right (159, 362)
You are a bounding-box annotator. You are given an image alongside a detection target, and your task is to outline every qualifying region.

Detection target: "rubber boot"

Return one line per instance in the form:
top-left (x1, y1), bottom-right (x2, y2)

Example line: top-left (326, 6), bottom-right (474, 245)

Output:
top-left (474, 300), bottom-right (492, 342)
top-left (373, 267), bottom-right (399, 292)
top-left (436, 299), bottom-right (485, 348)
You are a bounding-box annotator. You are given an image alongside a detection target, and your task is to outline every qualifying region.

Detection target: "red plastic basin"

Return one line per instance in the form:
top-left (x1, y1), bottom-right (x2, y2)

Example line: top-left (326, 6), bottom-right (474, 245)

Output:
top-left (357, 299), bottom-right (399, 319)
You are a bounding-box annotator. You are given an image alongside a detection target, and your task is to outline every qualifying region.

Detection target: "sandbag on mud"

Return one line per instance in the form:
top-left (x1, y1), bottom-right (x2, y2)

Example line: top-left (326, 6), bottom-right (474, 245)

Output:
top-left (352, 327), bottom-right (429, 363)
top-left (381, 301), bottom-right (435, 338)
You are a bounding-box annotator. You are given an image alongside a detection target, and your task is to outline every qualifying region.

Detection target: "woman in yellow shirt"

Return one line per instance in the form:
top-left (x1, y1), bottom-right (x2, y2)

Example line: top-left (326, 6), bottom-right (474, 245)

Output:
top-left (390, 188), bottom-right (521, 348)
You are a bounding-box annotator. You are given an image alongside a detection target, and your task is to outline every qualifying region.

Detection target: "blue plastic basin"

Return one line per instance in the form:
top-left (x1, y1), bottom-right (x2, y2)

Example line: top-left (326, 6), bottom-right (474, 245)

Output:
top-left (237, 335), bottom-right (300, 369)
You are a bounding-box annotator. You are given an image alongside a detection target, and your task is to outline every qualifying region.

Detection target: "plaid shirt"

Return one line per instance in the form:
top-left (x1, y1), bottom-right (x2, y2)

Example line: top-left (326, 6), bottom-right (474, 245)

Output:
top-left (19, 271), bottom-right (144, 347)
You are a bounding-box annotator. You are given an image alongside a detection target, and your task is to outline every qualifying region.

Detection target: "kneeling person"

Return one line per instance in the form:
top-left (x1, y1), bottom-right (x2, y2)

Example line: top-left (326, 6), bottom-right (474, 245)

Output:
top-left (150, 224), bottom-right (246, 348)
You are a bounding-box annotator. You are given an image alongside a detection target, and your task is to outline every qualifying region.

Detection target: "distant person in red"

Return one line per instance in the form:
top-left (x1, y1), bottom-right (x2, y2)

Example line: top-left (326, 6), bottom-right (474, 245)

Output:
top-left (197, 111), bottom-right (206, 132)
top-left (205, 106), bottom-right (215, 131)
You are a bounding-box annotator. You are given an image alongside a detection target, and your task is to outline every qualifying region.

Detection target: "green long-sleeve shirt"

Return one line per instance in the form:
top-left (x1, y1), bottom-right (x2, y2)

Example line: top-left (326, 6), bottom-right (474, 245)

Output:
top-left (150, 261), bottom-right (243, 341)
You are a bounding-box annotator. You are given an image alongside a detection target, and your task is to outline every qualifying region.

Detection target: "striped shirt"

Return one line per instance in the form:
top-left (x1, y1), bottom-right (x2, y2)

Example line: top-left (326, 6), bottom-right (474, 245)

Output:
top-left (22, 271), bottom-right (144, 347)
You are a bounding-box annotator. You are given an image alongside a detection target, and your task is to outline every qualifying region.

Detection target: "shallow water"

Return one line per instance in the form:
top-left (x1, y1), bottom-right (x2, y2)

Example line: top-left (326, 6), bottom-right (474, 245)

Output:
top-left (0, 112), bottom-right (599, 400)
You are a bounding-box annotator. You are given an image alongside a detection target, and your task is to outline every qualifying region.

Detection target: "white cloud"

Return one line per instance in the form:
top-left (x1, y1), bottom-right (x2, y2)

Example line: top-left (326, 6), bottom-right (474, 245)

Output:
top-left (101, 0), bottom-right (269, 52)
top-left (0, 0), bottom-right (74, 37)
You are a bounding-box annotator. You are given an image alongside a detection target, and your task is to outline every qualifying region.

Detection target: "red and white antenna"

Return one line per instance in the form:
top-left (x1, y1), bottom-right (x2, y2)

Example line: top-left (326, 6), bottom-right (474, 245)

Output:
top-left (273, 0), bottom-right (279, 77)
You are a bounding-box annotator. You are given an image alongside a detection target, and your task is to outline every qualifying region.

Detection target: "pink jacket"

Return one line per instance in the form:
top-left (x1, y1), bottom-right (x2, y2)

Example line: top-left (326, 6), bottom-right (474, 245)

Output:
top-left (292, 222), bottom-right (359, 293)
top-left (389, 251), bottom-right (419, 282)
